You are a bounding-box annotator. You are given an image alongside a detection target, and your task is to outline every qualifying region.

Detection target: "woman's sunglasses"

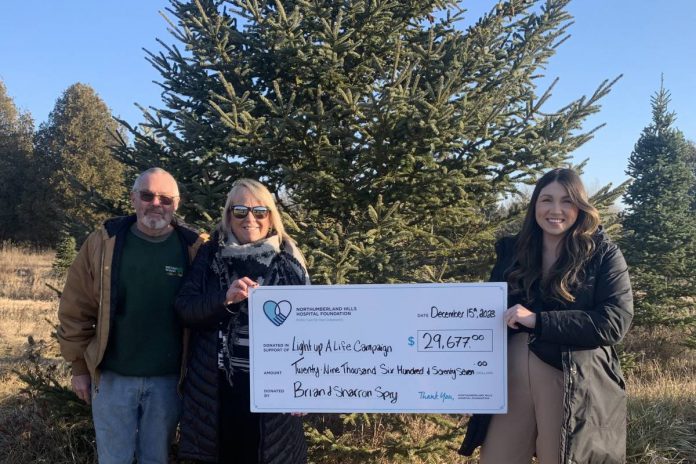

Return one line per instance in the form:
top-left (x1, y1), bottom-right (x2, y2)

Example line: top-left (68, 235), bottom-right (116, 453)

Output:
top-left (229, 205), bottom-right (270, 219)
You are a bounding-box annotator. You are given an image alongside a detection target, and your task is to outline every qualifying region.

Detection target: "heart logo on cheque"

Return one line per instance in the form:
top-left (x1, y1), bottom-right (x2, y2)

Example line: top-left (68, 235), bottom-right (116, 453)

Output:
top-left (263, 300), bottom-right (292, 326)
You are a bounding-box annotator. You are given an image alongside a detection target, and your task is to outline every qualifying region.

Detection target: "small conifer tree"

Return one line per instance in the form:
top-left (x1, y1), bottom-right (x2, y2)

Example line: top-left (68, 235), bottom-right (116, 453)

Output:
top-left (52, 230), bottom-right (77, 277)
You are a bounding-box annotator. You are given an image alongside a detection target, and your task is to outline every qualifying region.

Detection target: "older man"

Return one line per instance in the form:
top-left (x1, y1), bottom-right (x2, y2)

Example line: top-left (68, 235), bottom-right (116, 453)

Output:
top-left (58, 167), bottom-right (207, 464)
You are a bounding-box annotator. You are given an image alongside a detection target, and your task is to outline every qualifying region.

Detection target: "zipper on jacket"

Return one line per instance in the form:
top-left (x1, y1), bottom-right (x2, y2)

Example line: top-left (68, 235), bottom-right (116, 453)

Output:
top-left (561, 350), bottom-right (574, 462)
top-left (94, 240), bottom-right (107, 388)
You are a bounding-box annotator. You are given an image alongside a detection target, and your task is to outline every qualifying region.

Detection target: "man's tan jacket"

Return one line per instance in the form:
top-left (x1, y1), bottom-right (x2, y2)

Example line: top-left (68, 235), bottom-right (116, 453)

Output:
top-left (57, 215), bottom-right (207, 385)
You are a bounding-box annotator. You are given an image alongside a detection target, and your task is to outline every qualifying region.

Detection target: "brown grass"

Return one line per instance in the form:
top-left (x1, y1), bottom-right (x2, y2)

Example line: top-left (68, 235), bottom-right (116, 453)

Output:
top-left (0, 243), bottom-right (63, 399)
top-left (626, 365), bottom-right (696, 463)
top-left (624, 330), bottom-right (696, 464)
top-left (0, 298), bottom-right (57, 351)
top-left (0, 241), bottom-right (61, 301)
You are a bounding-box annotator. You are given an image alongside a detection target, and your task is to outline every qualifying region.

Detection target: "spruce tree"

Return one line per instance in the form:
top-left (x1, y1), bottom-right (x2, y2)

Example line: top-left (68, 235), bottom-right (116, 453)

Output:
top-left (118, 0), bottom-right (616, 284)
top-left (117, 0), bottom-right (621, 460)
top-left (32, 83), bottom-right (128, 244)
top-left (622, 84), bottom-right (696, 327)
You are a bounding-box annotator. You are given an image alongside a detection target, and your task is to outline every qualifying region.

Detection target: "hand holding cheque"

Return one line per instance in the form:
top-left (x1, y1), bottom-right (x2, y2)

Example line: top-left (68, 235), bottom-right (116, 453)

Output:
top-left (224, 277), bottom-right (259, 305)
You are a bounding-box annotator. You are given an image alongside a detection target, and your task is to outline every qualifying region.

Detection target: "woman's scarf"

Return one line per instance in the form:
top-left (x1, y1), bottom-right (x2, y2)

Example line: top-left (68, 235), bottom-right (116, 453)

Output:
top-left (211, 231), bottom-right (308, 385)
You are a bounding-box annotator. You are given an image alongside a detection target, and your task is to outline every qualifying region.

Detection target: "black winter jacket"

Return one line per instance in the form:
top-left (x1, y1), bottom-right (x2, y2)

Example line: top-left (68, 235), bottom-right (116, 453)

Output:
top-left (175, 238), bottom-right (307, 463)
top-left (460, 231), bottom-right (633, 464)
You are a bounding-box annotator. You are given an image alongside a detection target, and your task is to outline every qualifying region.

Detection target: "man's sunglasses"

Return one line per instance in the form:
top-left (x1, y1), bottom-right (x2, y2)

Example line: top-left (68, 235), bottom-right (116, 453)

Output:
top-left (137, 190), bottom-right (178, 206)
top-left (229, 205), bottom-right (270, 219)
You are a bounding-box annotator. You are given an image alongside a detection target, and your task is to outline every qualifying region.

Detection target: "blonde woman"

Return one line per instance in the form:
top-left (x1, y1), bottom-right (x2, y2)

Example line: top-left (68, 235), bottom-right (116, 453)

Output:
top-left (176, 179), bottom-right (308, 463)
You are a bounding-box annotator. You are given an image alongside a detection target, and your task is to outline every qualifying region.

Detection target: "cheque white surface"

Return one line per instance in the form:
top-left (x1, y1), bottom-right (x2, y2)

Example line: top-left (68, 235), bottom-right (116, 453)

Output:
top-left (248, 283), bottom-right (507, 413)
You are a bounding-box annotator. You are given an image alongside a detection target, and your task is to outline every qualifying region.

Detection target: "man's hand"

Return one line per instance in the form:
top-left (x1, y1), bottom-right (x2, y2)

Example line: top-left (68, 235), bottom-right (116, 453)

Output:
top-left (72, 374), bottom-right (92, 405)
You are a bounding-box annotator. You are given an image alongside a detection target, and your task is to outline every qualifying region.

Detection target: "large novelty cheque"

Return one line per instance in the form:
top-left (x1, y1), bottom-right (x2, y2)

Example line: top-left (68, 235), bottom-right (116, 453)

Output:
top-left (248, 283), bottom-right (507, 413)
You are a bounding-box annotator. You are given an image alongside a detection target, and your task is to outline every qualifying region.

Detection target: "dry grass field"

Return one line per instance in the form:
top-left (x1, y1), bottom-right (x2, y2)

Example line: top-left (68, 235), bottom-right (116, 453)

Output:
top-left (0, 242), bottom-right (61, 388)
top-left (0, 242), bottom-right (694, 463)
top-left (0, 242), bottom-right (86, 463)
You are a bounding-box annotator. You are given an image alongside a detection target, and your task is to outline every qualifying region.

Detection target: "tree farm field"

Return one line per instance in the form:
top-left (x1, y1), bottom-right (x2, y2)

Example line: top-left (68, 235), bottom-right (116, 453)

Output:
top-left (0, 242), bottom-right (694, 463)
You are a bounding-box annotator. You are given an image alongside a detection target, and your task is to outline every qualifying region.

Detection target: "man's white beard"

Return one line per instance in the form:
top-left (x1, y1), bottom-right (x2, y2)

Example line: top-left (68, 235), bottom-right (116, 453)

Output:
top-left (142, 209), bottom-right (170, 231)
top-left (145, 216), bottom-right (169, 230)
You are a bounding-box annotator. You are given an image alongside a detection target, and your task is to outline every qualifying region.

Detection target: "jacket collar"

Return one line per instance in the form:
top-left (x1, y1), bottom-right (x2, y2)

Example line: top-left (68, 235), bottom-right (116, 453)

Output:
top-left (100, 214), bottom-right (201, 246)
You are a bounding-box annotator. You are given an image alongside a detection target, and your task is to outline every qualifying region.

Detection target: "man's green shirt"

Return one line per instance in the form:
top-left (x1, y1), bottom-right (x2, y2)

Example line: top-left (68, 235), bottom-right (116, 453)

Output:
top-left (100, 226), bottom-right (186, 376)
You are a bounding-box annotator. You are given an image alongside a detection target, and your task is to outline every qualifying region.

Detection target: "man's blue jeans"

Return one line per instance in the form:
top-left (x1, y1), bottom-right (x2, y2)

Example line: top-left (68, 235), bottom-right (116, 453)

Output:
top-left (91, 370), bottom-right (181, 464)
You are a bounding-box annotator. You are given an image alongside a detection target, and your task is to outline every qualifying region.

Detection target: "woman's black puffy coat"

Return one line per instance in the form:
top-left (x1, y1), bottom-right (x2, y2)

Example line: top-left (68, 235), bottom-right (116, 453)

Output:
top-left (460, 231), bottom-right (633, 464)
top-left (175, 239), bottom-right (307, 463)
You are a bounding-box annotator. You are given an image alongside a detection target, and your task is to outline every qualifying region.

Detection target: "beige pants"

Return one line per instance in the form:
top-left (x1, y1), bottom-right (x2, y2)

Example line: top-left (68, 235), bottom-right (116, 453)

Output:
top-left (480, 333), bottom-right (564, 464)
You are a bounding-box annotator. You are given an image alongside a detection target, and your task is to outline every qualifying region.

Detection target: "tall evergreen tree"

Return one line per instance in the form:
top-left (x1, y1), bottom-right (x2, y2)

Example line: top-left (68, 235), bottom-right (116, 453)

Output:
top-left (622, 84), bottom-right (696, 327)
top-left (116, 1), bottom-right (621, 459)
top-left (31, 83), bottom-right (128, 243)
top-left (118, 0), bottom-right (617, 285)
top-left (0, 80), bottom-right (34, 241)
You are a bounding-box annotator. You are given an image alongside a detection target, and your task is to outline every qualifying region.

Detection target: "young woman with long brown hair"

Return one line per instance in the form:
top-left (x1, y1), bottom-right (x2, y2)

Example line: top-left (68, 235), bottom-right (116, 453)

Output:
top-left (459, 168), bottom-right (633, 463)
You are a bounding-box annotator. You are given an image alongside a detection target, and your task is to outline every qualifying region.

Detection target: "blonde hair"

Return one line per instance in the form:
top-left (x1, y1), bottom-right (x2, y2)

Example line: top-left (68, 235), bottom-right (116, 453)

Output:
top-left (219, 178), bottom-right (288, 242)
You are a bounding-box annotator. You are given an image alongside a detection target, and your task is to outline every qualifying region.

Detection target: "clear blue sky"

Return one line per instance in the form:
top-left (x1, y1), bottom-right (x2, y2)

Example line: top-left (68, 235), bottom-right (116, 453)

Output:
top-left (1, 1), bottom-right (694, 193)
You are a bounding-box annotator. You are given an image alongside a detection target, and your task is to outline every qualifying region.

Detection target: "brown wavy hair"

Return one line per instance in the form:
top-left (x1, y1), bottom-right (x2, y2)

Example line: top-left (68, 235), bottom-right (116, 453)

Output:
top-left (507, 168), bottom-right (600, 304)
